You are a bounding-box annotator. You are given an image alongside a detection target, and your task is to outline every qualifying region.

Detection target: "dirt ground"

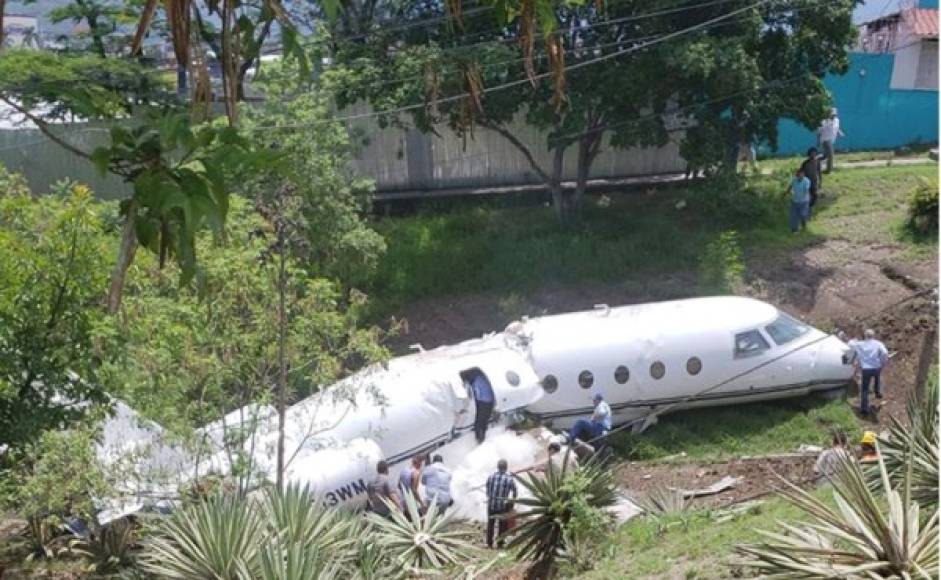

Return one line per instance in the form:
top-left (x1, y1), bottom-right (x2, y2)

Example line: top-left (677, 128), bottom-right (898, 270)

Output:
top-left (616, 454), bottom-right (818, 509)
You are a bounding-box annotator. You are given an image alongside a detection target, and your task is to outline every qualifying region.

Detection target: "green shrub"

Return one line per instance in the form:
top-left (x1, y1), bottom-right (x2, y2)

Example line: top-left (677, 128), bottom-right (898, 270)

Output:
top-left (905, 179), bottom-right (938, 237)
top-left (510, 457), bottom-right (617, 579)
top-left (699, 230), bottom-right (745, 295)
top-left (1, 428), bottom-right (112, 559)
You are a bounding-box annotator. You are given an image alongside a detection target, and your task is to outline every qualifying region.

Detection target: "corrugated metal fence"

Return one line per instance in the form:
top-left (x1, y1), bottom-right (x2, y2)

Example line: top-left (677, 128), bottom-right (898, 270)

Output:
top-left (0, 106), bottom-right (687, 198)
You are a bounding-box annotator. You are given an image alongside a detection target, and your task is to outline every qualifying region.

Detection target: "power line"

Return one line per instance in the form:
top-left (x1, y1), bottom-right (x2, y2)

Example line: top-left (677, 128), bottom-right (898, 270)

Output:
top-left (248, 0), bottom-right (771, 132)
top-left (263, 0), bottom-right (761, 61)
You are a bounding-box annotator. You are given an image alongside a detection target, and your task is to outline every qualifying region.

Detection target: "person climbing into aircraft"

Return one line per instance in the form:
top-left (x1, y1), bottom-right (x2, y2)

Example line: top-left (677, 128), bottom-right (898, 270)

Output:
top-left (469, 370), bottom-right (496, 443)
top-left (485, 459), bottom-right (518, 549)
top-left (421, 454), bottom-right (453, 514)
top-left (366, 460), bottom-right (401, 518)
top-left (846, 329), bottom-right (890, 416)
top-left (570, 393), bottom-right (612, 444)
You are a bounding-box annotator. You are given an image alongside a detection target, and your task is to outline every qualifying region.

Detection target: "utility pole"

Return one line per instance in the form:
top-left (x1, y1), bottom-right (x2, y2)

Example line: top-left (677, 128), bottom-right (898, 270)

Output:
top-left (913, 330), bottom-right (937, 403)
top-left (275, 189), bottom-right (288, 490)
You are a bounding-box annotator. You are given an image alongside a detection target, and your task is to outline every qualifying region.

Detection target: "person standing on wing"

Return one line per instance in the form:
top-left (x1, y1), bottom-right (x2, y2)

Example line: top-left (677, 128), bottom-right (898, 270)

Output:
top-left (817, 108), bottom-right (845, 174)
top-left (470, 371), bottom-right (496, 443)
top-left (847, 329), bottom-right (889, 416)
top-left (570, 393), bottom-right (612, 444)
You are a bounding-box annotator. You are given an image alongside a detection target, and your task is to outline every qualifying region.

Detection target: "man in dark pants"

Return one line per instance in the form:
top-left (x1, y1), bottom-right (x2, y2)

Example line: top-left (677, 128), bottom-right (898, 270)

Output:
top-left (800, 147), bottom-right (824, 212)
top-left (848, 328), bottom-right (890, 415)
top-left (470, 371), bottom-right (495, 443)
top-left (485, 459), bottom-right (517, 549)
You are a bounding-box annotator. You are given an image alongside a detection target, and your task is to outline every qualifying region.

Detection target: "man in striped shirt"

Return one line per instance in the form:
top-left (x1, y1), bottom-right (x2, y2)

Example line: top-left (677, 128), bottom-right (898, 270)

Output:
top-left (485, 459), bottom-right (518, 549)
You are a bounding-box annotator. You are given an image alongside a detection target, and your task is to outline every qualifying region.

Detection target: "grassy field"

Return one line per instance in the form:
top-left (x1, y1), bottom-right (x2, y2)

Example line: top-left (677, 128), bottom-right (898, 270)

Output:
top-left (609, 397), bottom-right (859, 462)
top-left (366, 164), bottom-right (937, 314)
top-left (573, 488), bottom-right (836, 580)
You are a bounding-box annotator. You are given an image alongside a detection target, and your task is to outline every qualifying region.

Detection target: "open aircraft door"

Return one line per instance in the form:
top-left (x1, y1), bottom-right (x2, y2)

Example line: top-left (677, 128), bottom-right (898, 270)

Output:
top-left (473, 351), bottom-right (543, 413)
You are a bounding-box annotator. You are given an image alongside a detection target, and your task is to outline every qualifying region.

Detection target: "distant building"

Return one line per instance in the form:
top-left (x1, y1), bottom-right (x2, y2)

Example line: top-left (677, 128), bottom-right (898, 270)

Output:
top-left (3, 14), bottom-right (41, 48)
top-left (857, 3), bottom-right (938, 90)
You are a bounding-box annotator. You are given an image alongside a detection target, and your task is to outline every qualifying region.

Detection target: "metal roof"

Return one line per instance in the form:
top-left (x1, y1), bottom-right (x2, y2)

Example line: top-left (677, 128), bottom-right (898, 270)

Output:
top-left (904, 8), bottom-right (939, 38)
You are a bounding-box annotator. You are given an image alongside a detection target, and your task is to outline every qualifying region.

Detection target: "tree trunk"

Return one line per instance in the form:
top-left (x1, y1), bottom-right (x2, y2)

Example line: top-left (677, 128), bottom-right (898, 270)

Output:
top-left (275, 223), bottom-right (287, 490)
top-left (107, 198), bottom-right (139, 314)
top-left (549, 146), bottom-right (573, 227)
top-left (573, 134), bottom-right (601, 213)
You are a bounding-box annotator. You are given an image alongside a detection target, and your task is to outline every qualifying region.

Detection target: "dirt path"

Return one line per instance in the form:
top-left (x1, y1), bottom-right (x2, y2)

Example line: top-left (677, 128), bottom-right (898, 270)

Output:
top-left (616, 454), bottom-right (818, 509)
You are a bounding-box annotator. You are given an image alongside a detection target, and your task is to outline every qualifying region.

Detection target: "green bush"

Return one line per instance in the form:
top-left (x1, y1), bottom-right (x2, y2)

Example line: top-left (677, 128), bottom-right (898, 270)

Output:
top-left (699, 230), bottom-right (745, 295)
top-left (905, 179), bottom-right (938, 237)
top-left (1, 428), bottom-right (112, 559)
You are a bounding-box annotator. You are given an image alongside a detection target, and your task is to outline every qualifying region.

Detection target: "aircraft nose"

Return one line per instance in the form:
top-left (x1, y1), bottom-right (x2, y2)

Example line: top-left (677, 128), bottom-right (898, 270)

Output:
top-left (815, 335), bottom-right (856, 381)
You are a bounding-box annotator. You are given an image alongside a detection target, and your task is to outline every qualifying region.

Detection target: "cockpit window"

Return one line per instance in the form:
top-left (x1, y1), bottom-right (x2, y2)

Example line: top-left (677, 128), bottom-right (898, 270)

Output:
top-left (734, 330), bottom-right (770, 359)
top-left (764, 313), bottom-right (810, 346)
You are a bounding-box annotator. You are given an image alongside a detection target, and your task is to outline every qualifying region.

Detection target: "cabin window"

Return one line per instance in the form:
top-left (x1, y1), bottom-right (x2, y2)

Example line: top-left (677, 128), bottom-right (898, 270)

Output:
top-left (734, 329), bottom-right (770, 359)
top-left (764, 313), bottom-right (810, 346)
top-left (578, 371), bottom-right (594, 389)
top-left (614, 365), bottom-right (630, 384)
top-left (506, 371), bottom-right (521, 386)
top-left (542, 375), bottom-right (559, 394)
top-left (650, 361), bottom-right (665, 380)
top-left (686, 357), bottom-right (702, 375)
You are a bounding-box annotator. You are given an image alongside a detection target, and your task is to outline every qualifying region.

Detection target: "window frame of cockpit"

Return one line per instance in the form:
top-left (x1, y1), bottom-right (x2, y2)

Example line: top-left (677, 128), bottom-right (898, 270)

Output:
top-left (763, 312), bottom-right (811, 346)
top-left (732, 328), bottom-right (772, 359)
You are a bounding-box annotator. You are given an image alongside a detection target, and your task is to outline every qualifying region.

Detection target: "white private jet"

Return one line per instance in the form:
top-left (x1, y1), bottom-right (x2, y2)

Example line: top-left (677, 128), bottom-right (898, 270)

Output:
top-left (96, 296), bottom-right (855, 521)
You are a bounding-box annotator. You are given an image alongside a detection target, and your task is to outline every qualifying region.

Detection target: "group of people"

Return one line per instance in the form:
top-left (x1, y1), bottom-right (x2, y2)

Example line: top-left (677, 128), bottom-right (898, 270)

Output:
top-left (366, 453), bottom-right (454, 518)
top-left (786, 108), bottom-right (845, 233)
top-left (366, 436), bottom-right (589, 549)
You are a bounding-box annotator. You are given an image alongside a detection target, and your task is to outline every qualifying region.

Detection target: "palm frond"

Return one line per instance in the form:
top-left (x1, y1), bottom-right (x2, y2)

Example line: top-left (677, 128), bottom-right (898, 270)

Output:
top-left (366, 493), bottom-right (477, 575)
top-left (737, 451), bottom-right (939, 577)
top-left (872, 369), bottom-right (938, 509)
top-left (140, 494), bottom-right (264, 580)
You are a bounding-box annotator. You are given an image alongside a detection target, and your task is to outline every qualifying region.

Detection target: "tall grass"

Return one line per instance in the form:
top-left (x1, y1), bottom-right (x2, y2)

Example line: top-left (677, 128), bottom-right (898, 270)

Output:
top-left (366, 176), bottom-right (788, 314)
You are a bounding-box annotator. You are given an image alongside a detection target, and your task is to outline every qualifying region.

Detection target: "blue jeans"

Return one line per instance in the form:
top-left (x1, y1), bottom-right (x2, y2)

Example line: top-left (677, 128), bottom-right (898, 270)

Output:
top-left (571, 419), bottom-right (606, 443)
top-left (860, 368), bottom-right (882, 413)
top-left (789, 201), bottom-right (809, 232)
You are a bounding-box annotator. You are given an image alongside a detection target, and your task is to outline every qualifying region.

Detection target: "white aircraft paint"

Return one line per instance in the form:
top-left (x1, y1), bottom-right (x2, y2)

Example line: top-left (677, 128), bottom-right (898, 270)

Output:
top-left (94, 296), bottom-right (855, 523)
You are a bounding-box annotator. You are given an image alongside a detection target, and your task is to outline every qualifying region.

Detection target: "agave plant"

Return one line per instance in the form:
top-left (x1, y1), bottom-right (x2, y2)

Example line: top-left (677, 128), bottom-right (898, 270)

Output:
top-left (258, 543), bottom-right (341, 580)
top-left (634, 486), bottom-right (690, 517)
top-left (872, 371), bottom-right (938, 509)
top-left (69, 517), bottom-right (137, 573)
top-left (263, 483), bottom-right (361, 568)
top-left (140, 494), bottom-right (265, 579)
top-left (508, 457), bottom-right (617, 579)
top-left (367, 492), bottom-right (477, 576)
top-left (736, 451), bottom-right (939, 577)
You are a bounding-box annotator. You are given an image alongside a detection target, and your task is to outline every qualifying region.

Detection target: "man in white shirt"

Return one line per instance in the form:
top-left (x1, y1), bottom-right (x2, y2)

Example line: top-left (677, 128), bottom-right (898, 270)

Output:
top-left (817, 108), bottom-right (845, 174)
top-left (848, 329), bottom-right (889, 416)
top-left (570, 393), bottom-right (612, 443)
top-left (420, 455), bottom-right (453, 514)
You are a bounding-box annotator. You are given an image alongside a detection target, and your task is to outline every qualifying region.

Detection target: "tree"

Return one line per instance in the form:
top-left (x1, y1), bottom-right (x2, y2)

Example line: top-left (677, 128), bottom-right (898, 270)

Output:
top-left (0, 173), bottom-right (111, 452)
top-left (237, 57), bottom-right (387, 487)
top-left (326, 0), bottom-right (857, 225)
top-left (94, 196), bottom-right (388, 489)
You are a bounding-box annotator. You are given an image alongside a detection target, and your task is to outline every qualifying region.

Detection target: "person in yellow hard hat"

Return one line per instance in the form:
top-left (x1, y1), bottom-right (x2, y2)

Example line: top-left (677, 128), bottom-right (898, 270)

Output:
top-left (859, 431), bottom-right (879, 464)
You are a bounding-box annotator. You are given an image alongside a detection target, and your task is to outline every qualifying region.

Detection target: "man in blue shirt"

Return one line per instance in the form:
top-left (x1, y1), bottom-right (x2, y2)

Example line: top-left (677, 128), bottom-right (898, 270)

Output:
top-left (848, 329), bottom-right (890, 416)
top-left (470, 371), bottom-right (496, 443)
top-left (786, 168), bottom-right (812, 233)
